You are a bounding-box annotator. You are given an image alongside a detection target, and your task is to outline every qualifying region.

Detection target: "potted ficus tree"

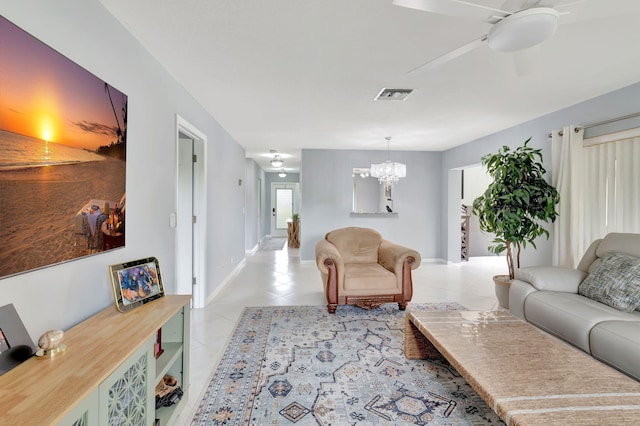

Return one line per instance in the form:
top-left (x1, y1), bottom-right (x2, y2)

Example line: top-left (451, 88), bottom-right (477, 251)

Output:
top-left (472, 138), bottom-right (560, 308)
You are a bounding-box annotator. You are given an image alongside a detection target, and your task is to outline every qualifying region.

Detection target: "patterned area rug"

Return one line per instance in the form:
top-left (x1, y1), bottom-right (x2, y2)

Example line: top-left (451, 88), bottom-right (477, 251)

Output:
top-left (191, 304), bottom-right (504, 425)
top-left (261, 238), bottom-right (287, 251)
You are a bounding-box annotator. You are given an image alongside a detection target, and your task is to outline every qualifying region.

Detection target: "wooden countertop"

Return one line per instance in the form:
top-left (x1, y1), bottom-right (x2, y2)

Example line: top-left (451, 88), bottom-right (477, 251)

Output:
top-left (0, 295), bottom-right (191, 425)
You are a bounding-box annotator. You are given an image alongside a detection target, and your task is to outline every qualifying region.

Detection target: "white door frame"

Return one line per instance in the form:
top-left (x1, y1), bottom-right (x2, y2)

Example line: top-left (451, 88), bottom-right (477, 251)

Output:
top-left (257, 177), bottom-right (262, 244)
top-left (446, 168), bottom-right (462, 263)
top-left (176, 115), bottom-right (207, 308)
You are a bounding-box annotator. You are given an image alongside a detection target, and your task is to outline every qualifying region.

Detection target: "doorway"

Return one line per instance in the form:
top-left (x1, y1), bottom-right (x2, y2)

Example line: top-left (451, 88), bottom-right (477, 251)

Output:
top-left (176, 116), bottom-right (206, 308)
top-left (270, 182), bottom-right (299, 238)
top-left (447, 165), bottom-right (493, 262)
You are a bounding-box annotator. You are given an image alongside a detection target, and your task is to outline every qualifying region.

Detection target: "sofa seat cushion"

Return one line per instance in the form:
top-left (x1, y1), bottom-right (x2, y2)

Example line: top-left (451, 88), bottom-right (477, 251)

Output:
top-left (524, 292), bottom-right (637, 353)
top-left (343, 263), bottom-right (397, 295)
top-left (578, 252), bottom-right (640, 312)
top-left (590, 320), bottom-right (640, 381)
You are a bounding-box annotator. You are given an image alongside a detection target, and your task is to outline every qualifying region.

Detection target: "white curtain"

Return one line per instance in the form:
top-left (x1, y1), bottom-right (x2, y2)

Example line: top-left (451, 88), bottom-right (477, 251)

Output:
top-left (552, 126), bottom-right (640, 267)
top-left (583, 136), bottom-right (640, 243)
top-left (551, 126), bottom-right (584, 267)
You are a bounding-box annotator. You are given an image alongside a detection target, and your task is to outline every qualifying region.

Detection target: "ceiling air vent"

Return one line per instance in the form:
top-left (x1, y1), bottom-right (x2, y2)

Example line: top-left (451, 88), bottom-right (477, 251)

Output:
top-left (374, 88), bottom-right (413, 101)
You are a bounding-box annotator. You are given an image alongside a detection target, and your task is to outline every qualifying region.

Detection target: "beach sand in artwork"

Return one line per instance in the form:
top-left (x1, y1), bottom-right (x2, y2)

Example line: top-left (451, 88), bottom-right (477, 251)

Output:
top-left (0, 158), bottom-right (126, 278)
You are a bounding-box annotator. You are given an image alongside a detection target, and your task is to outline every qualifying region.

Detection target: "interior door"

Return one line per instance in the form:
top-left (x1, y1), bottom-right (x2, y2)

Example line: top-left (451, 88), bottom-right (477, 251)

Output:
top-left (176, 133), bottom-right (194, 296)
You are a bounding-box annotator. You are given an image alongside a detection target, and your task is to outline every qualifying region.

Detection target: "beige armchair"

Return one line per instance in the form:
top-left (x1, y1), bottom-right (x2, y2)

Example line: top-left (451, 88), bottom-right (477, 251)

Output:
top-left (315, 227), bottom-right (421, 314)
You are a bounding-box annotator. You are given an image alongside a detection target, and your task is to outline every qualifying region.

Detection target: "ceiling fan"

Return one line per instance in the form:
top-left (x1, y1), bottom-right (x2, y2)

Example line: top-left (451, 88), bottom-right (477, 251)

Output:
top-left (393, 0), bottom-right (588, 74)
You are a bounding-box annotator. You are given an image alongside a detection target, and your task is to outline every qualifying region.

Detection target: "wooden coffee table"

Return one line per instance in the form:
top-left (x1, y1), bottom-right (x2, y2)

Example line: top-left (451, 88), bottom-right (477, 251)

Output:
top-left (405, 310), bottom-right (640, 425)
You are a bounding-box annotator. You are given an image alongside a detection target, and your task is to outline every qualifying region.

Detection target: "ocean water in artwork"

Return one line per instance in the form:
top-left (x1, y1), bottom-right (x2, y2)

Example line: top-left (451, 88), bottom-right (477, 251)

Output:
top-left (0, 129), bottom-right (104, 170)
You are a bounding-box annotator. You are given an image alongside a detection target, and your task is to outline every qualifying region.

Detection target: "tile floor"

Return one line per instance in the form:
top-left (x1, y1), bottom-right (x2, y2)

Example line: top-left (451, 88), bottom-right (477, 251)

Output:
top-left (174, 244), bottom-right (505, 425)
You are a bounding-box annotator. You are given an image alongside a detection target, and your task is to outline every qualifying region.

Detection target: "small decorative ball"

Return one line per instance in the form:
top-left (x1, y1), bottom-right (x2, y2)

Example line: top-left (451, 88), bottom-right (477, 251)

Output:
top-left (38, 329), bottom-right (64, 350)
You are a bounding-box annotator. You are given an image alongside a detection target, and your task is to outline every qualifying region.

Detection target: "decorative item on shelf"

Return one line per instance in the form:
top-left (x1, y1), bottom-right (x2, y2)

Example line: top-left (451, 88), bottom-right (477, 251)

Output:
top-left (109, 257), bottom-right (165, 312)
top-left (154, 328), bottom-right (164, 359)
top-left (155, 374), bottom-right (183, 409)
top-left (0, 304), bottom-right (37, 375)
top-left (370, 137), bottom-right (406, 184)
top-left (35, 329), bottom-right (66, 358)
top-left (472, 138), bottom-right (560, 308)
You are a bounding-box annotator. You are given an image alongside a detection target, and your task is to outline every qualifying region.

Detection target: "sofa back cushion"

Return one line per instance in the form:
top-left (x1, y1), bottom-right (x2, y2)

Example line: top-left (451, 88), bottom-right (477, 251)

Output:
top-left (326, 227), bottom-right (381, 264)
top-left (578, 252), bottom-right (640, 313)
top-left (578, 233), bottom-right (640, 274)
top-left (596, 232), bottom-right (640, 259)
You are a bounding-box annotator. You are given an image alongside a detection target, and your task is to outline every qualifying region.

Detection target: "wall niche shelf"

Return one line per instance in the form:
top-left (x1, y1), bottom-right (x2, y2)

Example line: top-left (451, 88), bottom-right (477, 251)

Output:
top-left (0, 295), bottom-right (191, 425)
top-left (350, 212), bottom-right (398, 217)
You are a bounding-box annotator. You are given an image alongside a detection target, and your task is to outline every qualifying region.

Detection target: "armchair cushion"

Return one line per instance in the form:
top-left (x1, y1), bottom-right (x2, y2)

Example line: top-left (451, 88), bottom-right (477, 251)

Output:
top-left (325, 227), bottom-right (381, 264)
top-left (344, 264), bottom-right (397, 293)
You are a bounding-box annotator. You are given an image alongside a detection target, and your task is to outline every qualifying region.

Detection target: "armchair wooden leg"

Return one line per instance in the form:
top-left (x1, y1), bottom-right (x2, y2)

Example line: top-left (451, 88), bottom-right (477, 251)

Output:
top-left (402, 257), bottom-right (415, 302)
top-left (324, 259), bottom-right (339, 314)
top-left (398, 302), bottom-right (407, 311)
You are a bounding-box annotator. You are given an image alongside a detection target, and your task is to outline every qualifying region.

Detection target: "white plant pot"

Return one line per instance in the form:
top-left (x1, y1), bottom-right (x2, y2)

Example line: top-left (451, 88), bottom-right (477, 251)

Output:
top-left (493, 275), bottom-right (511, 309)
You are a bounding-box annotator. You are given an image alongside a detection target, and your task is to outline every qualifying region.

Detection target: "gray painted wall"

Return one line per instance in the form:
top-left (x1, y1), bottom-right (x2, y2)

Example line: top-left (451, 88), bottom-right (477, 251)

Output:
top-left (300, 149), bottom-right (442, 261)
top-left (0, 0), bottom-right (246, 338)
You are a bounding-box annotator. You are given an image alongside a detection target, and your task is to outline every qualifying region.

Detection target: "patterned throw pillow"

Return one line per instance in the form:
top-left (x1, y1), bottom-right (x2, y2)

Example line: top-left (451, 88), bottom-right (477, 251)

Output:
top-left (578, 252), bottom-right (640, 312)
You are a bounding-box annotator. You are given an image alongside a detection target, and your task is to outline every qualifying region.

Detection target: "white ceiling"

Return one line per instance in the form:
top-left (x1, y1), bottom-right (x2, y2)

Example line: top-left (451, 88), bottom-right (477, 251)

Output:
top-left (98, 0), bottom-right (640, 172)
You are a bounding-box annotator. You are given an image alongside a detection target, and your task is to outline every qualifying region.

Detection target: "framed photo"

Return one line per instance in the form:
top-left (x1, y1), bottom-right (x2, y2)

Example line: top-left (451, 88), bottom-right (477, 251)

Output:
top-left (109, 257), bottom-right (164, 312)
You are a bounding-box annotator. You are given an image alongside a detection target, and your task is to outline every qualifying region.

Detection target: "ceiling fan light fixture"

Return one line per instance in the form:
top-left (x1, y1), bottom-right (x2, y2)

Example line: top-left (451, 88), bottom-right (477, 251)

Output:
top-left (488, 7), bottom-right (560, 52)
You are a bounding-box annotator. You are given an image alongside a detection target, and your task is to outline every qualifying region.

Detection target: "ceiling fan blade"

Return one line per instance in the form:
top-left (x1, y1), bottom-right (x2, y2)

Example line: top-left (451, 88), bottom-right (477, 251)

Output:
top-left (392, 0), bottom-right (510, 22)
top-left (500, 0), bottom-right (543, 10)
top-left (406, 35), bottom-right (488, 75)
top-left (548, 0), bottom-right (589, 8)
top-left (553, 1), bottom-right (640, 25)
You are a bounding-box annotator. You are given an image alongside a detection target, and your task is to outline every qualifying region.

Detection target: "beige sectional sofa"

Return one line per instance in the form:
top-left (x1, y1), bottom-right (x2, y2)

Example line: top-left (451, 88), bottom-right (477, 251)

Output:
top-left (510, 233), bottom-right (640, 380)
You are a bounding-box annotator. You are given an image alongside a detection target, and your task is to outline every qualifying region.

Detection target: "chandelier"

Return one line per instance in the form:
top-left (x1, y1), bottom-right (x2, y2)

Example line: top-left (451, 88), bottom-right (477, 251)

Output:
top-left (278, 169), bottom-right (287, 178)
top-left (370, 137), bottom-right (406, 184)
top-left (270, 154), bottom-right (284, 168)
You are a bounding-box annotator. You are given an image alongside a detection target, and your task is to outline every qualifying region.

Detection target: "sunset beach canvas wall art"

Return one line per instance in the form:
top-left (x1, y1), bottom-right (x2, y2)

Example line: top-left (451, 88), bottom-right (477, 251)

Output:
top-left (0, 15), bottom-right (127, 278)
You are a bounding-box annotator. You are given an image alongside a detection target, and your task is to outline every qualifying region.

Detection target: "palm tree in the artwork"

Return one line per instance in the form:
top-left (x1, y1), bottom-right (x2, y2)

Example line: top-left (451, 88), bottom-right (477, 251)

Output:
top-left (104, 82), bottom-right (127, 160)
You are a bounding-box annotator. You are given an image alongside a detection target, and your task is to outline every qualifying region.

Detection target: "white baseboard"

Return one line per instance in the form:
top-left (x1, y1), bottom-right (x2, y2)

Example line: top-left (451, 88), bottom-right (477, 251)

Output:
top-left (246, 243), bottom-right (259, 255)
